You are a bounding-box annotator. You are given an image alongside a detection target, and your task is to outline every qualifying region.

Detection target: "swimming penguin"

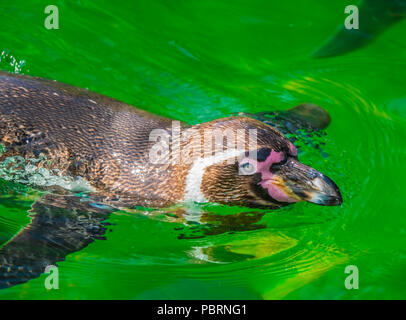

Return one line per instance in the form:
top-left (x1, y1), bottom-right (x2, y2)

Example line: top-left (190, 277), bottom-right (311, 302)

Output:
top-left (0, 71), bottom-right (343, 289)
top-left (0, 71), bottom-right (342, 209)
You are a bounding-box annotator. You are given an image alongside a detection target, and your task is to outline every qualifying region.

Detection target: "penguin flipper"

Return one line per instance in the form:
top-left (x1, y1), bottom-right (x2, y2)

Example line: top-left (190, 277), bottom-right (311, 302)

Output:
top-left (239, 103), bottom-right (331, 152)
top-left (242, 103), bottom-right (331, 134)
top-left (0, 193), bottom-right (115, 289)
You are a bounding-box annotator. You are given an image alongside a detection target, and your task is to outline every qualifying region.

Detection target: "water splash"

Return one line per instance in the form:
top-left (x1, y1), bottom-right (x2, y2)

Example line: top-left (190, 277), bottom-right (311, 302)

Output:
top-left (0, 156), bottom-right (94, 193)
top-left (0, 50), bottom-right (26, 74)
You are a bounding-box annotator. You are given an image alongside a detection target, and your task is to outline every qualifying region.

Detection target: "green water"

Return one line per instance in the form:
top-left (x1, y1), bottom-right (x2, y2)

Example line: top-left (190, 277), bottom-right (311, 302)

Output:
top-left (0, 0), bottom-right (406, 299)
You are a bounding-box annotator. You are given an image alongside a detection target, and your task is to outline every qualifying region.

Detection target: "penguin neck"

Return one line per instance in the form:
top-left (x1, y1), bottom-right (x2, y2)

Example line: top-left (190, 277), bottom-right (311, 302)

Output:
top-left (182, 148), bottom-right (244, 203)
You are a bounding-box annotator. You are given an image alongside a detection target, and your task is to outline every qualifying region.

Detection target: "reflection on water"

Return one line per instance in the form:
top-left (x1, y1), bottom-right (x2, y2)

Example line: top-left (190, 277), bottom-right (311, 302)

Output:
top-left (0, 182), bottom-right (347, 299)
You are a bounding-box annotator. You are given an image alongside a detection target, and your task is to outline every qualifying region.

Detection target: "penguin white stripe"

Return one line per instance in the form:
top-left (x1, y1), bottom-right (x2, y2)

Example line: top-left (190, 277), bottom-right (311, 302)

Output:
top-left (183, 149), bottom-right (246, 203)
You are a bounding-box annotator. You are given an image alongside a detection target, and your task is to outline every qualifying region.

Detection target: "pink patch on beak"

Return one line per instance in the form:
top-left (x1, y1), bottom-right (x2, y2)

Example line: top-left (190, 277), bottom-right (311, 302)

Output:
top-left (256, 150), bottom-right (284, 179)
top-left (262, 181), bottom-right (298, 203)
top-left (257, 149), bottom-right (299, 203)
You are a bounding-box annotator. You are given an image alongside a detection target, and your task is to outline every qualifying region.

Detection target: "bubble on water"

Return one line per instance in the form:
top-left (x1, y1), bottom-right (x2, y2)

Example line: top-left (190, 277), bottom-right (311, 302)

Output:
top-left (0, 156), bottom-right (94, 193)
top-left (0, 50), bottom-right (26, 74)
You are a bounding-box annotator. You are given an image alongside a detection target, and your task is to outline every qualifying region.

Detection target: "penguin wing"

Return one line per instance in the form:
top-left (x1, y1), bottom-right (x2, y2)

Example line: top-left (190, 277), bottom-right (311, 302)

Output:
top-left (239, 103), bottom-right (331, 152)
top-left (241, 103), bottom-right (330, 133)
top-left (0, 193), bottom-right (115, 289)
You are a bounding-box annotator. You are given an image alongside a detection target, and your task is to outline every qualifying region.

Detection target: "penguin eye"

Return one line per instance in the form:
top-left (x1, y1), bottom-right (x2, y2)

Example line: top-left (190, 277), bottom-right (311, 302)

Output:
top-left (239, 161), bottom-right (256, 175)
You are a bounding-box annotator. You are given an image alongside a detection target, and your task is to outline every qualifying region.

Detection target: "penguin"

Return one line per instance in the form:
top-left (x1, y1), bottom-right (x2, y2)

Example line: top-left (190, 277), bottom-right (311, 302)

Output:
top-left (0, 71), bottom-right (342, 209)
top-left (0, 71), bottom-right (343, 289)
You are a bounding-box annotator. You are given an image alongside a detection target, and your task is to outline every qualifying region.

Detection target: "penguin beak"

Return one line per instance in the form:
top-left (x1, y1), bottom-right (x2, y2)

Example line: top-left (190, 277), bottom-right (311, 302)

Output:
top-left (275, 158), bottom-right (343, 206)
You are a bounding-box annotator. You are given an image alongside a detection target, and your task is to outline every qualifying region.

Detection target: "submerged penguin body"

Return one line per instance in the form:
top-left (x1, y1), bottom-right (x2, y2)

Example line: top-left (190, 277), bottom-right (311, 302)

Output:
top-left (0, 72), bottom-right (342, 208)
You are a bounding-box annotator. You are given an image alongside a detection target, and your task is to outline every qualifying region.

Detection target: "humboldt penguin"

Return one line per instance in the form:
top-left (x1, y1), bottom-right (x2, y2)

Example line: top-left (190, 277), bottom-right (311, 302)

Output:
top-left (0, 71), bottom-right (342, 209)
top-left (0, 71), bottom-right (342, 289)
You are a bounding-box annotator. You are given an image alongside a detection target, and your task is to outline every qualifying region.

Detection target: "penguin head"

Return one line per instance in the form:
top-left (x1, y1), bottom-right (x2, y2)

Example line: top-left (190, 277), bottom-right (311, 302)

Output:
top-left (190, 117), bottom-right (342, 208)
